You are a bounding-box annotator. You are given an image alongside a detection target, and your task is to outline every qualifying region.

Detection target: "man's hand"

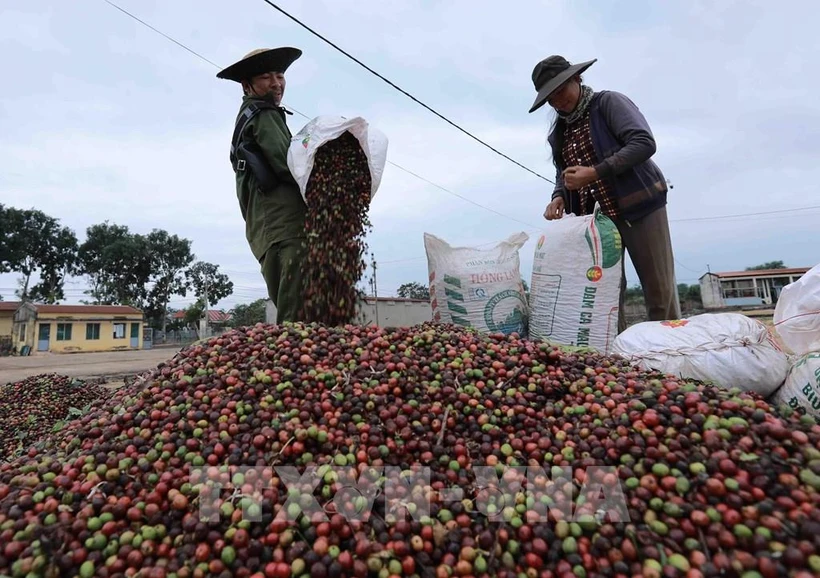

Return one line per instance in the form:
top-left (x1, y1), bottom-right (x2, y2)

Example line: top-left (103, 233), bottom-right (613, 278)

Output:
top-left (544, 197), bottom-right (565, 221)
top-left (562, 166), bottom-right (598, 191)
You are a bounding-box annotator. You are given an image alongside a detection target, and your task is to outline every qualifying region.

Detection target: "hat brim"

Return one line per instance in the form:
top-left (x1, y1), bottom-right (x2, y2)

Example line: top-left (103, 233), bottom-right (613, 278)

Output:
top-left (528, 59), bottom-right (597, 114)
top-left (217, 47), bottom-right (302, 82)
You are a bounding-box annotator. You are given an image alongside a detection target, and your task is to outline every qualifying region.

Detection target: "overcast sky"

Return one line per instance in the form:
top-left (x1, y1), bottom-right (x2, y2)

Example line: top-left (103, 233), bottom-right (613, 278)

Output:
top-left (1, 0), bottom-right (818, 310)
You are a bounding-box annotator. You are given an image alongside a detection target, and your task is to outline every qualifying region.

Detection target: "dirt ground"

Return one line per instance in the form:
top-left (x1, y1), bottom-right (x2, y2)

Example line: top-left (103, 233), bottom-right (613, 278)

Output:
top-left (0, 347), bottom-right (179, 385)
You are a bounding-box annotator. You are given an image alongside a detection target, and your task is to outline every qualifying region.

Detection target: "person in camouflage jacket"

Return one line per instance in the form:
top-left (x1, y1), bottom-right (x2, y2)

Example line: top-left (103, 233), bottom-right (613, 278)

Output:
top-left (218, 48), bottom-right (306, 324)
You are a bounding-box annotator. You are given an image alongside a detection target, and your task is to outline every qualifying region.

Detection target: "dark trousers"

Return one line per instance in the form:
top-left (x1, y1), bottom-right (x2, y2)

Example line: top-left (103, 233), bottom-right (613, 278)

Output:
top-left (260, 238), bottom-right (306, 324)
top-left (613, 206), bottom-right (681, 333)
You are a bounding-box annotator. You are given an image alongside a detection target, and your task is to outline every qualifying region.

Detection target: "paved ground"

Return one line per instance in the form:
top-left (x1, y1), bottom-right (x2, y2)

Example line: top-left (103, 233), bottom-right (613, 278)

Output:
top-left (0, 347), bottom-right (181, 384)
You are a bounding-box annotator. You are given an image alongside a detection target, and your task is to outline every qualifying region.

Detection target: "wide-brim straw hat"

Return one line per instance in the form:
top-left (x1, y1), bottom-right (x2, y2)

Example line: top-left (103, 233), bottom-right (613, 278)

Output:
top-left (217, 47), bottom-right (302, 83)
top-left (528, 55), bottom-right (597, 113)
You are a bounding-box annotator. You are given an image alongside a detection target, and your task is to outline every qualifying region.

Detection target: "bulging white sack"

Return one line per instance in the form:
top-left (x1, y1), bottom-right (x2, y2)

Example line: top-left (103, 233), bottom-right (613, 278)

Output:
top-left (425, 232), bottom-right (529, 336)
top-left (613, 313), bottom-right (789, 396)
top-left (773, 263), bottom-right (820, 356)
top-left (528, 210), bottom-right (622, 353)
top-left (287, 115), bottom-right (388, 203)
top-left (769, 352), bottom-right (820, 419)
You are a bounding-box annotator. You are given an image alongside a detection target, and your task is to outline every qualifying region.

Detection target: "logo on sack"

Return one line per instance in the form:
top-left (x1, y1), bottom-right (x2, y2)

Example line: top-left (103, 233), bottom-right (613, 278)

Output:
top-left (586, 266), bottom-right (603, 282)
top-left (661, 320), bottom-right (689, 328)
top-left (301, 135), bottom-right (311, 148)
top-left (484, 290), bottom-right (527, 335)
top-left (537, 235), bottom-right (545, 251)
top-left (584, 214), bottom-right (622, 281)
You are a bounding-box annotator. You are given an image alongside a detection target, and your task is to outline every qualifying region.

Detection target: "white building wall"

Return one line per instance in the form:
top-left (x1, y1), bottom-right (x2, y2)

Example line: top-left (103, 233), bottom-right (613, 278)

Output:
top-left (265, 298), bottom-right (432, 327)
top-left (699, 274), bottom-right (725, 309)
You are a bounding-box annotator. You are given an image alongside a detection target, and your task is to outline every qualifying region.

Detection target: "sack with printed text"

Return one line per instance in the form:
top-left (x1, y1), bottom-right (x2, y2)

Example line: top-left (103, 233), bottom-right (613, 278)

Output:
top-left (287, 115), bottom-right (388, 203)
top-left (424, 232), bottom-right (529, 336)
top-left (613, 313), bottom-right (789, 396)
top-left (528, 208), bottom-right (622, 353)
top-left (769, 353), bottom-right (820, 419)
top-left (773, 262), bottom-right (820, 356)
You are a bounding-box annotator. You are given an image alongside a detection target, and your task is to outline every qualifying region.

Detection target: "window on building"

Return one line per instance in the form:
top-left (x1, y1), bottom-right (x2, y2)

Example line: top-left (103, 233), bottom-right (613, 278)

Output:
top-left (86, 323), bottom-right (101, 340)
top-left (113, 323), bottom-right (126, 339)
top-left (56, 323), bottom-right (73, 341)
top-left (18, 323), bottom-right (26, 342)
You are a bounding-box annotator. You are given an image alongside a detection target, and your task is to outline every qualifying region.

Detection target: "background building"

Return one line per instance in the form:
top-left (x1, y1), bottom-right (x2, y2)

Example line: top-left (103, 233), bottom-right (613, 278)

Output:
top-left (3, 303), bottom-right (145, 354)
top-left (700, 267), bottom-right (810, 309)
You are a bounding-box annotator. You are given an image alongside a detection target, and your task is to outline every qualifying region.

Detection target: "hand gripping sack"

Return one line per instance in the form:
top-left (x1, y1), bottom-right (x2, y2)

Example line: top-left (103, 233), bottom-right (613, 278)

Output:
top-left (613, 313), bottom-right (789, 396)
top-left (528, 209), bottom-right (622, 353)
top-left (773, 263), bottom-right (820, 355)
top-left (425, 232), bottom-right (529, 336)
top-left (287, 115), bottom-right (388, 203)
top-left (770, 352), bottom-right (820, 419)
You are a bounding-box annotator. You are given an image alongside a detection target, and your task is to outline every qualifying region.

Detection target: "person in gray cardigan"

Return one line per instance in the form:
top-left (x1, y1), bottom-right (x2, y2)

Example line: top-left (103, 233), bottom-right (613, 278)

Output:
top-left (529, 55), bottom-right (681, 332)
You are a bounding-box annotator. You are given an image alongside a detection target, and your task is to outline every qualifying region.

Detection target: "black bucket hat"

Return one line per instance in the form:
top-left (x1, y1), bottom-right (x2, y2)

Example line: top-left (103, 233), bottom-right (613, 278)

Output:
top-left (217, 47), bottom-right (302, 83)
top-left (528, 55), bottom-right (597, 113)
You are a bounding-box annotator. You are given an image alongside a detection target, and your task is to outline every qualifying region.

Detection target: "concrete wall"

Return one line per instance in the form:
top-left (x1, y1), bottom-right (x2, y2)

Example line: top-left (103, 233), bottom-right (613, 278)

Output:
top-left (0, 312), bottom-right (13, 336)
top-left (355, 298), bottom-right (432, 327)
top-left (265, 298), bottom-right (432, 327)
top-left (699, 274), bottom-right (725, 309)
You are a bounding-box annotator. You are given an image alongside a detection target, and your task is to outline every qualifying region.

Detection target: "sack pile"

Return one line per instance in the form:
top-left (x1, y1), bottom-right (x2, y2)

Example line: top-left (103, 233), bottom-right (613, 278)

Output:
top-left (770, 263), bottom-right (820, 418)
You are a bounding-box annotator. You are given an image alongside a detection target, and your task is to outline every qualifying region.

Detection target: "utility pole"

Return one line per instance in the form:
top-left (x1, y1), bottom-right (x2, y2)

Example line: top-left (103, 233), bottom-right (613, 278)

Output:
top-left (201, 275), bottom-right (210, 339)
top-left (372, 254), bottom-right (379, 327)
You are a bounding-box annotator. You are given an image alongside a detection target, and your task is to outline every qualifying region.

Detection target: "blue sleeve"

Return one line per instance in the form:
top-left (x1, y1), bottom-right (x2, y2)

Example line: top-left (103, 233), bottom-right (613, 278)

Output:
top-left (593, 91), bottom-right (657, 179)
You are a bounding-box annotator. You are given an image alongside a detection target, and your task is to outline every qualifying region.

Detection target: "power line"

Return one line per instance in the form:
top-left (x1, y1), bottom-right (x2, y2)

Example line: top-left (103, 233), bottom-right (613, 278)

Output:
top-left (282, 105), bottom-right (541, 228)
top-left (380, 163), bottom-right (542, 229)
top-left (378, 204), bottom-right (820, 266)
top-left (256, 0), bottom-right (553, 184)
top-left (93, 1), bottom-right (820, 279)
top-left (100, 0), bottom-right (542, 231)
top-left (670, 205), bottom-right (820, 223)
top-left (674, 258), bottom-right (705, 274)
top-left (102, 0), bottom-right (221, 68)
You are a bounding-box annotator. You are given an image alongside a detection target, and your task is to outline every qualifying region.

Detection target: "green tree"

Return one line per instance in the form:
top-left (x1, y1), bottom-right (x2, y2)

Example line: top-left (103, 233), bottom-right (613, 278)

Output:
top-left (78, 222), bottom-right (152, 306)
top-left (746, 261), bottom-right (786, 271)
top-left (396, 282), bottom-right (430, 300)
top-left (230, 299), bottom-right (268, 328)
top-left (625, 284), bottom-right (645, 304)
top-left (184, 300), bottom-right (206, 327)
top-left (185, 261), bottom-right (234, 307)
top-left (144, 230), bottom-right (195, 335)
top-left (686, 284), bottom-right (702, 304)
top-left (677, 283), bottom-right (690, 306)
top-left (0, 204), bottom-right (11, 274)
top-left (1, 206), bottom-right (79, 303)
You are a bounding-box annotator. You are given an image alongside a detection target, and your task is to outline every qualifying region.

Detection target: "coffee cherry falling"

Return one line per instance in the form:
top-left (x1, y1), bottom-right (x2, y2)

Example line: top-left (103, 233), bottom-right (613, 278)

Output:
top-left (0, 322), bottom-right (818, 578)
top-left (0, 373), bottom-right (111, 462)
top-left (299, 131), bottom-right (373, 326)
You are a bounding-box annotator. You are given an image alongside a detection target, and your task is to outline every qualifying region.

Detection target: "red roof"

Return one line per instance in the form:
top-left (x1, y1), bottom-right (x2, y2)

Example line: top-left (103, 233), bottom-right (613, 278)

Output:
top-left (710, 268), bottom-right (810, 279)
top-left (0, 302), bottom-right (142, 315)
top-left (35, 304), bottom-right (143, 315)
top-left (173, 310), bottom-right (232, 323)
